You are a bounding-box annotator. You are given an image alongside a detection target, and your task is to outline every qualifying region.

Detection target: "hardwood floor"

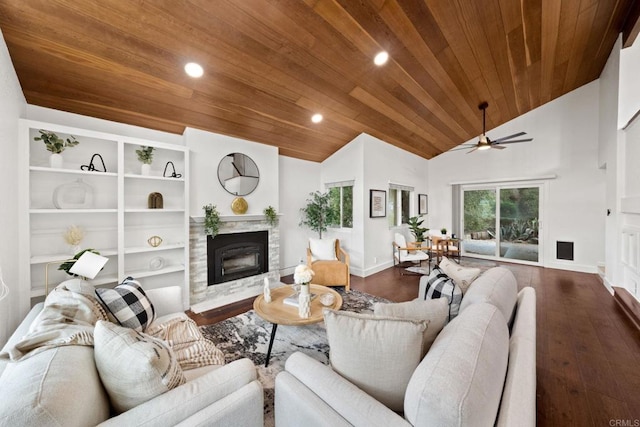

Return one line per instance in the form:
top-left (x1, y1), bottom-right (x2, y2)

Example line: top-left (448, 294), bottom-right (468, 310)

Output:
top-left (188, 259), bottom-right (640, 425)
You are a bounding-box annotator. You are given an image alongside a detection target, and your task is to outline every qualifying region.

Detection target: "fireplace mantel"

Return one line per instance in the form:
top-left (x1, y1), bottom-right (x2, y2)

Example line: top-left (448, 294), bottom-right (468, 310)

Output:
top-left (190, 214), bottom-right (282, 223)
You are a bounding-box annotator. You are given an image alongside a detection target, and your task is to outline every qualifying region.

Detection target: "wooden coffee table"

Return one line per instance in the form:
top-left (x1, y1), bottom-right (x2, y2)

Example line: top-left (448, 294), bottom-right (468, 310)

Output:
top-left (253, 284), bottom-right (343, 367)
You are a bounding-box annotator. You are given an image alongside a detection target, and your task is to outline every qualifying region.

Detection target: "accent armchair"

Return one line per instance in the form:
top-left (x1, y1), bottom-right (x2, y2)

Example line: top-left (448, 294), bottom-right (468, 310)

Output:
top-left (307, 238), bottom-right (350, 292)
top-left (392, 233), bottom-right (430, 274)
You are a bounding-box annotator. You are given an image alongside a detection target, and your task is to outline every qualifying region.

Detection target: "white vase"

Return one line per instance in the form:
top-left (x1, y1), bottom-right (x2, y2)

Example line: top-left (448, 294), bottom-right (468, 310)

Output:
top-left (298, 284), bottom-right (311, 318)
top-left (49, 153), bottom-right (63, 169)
top-left (263, 278), bottom-right (272, 303)
top-left (141, 163), bottom-right (151, 176)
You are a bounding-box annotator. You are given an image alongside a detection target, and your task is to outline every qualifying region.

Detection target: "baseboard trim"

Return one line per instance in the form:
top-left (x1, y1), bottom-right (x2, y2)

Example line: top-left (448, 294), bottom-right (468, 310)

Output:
top-left (613, 287), bottom-right (640, 332)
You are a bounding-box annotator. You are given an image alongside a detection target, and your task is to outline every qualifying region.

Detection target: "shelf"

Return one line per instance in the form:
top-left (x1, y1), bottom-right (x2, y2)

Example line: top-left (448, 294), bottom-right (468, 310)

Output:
top-left (124, 208), bottom-right (185, 213)
top-left (124, 173), bottom-right (184, 182)
top-left (30, 166), bottom-right (118, 177)
top-left (30, 208), bottom-right (118, 214)
top-left (31, 248), bottom-right (118, 264)
top-left (31, 274), bottom-right (119, 297)
top-left (124, 243), bottom-right (185, 254)
top-left (125, 265), bottom-right (185, 279)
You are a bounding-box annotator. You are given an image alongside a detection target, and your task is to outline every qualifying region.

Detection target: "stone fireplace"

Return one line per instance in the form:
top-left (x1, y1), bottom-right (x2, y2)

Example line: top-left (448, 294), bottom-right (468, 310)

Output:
top-left (189, 215), bottom-right (280, 313)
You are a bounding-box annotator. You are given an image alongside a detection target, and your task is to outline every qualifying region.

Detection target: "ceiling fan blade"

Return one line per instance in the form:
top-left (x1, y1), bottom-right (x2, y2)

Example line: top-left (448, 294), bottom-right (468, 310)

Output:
top-left (490, 145), bottom-right (506, 150)
top-left (449, 144), bottom-right (476, 152)
top-left (493, 132), bottom-right (526, 143)
top-left (495, 138), bottom-right (533, 144)
top-left (466, 147), bottom-right (479, 154)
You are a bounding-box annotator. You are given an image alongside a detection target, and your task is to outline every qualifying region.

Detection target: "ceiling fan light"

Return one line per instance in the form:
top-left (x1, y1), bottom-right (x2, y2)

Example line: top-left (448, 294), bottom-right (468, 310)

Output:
top-left (478, 144), bottom-right (491, 151)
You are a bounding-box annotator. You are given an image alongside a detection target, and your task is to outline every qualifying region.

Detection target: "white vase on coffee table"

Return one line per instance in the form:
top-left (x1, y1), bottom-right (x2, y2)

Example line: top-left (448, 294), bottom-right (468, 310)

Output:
top-left (298, 284), bottom-right (311, 318)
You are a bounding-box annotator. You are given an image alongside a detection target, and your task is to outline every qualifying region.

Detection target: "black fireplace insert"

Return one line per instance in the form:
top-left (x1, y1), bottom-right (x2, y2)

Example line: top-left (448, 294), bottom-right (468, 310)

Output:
top-left (207, 230), bottom-right (268, 285)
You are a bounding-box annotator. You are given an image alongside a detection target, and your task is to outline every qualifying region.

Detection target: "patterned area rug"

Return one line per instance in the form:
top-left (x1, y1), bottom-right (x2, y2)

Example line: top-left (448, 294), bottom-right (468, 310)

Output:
top-left (199, 288), bottom-right (388, 427)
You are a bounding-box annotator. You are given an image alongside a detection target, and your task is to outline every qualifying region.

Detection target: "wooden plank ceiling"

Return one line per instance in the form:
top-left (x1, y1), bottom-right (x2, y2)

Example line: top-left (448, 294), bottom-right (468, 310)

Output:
top-left (0, 0), bottom-right (637, 162)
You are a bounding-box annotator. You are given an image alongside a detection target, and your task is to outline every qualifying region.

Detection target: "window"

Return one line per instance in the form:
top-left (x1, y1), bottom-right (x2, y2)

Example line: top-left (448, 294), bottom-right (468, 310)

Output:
top-left (326, 181), bottom-right (353, 228)
top-left (388, 183), bottom-right (413, 227)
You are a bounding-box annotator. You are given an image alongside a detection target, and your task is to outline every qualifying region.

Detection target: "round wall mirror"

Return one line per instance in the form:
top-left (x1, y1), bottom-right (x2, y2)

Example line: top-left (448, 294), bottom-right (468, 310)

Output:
top-left (217, 153), bottom-right (260, 196)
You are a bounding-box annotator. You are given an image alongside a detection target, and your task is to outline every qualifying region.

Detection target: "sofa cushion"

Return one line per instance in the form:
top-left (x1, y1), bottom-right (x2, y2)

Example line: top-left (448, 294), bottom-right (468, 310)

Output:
top-left (0, 346), bottom-right (110, 427)
top-left (438, 256), bottom-right (481, 294)
top-left (373, 298), bottom-right (449, 355)
top-left (96, 277), bottom-right (155, 331)
top-left (323, 309), bottom-right (427, 412)
top-left (94, 320), bottom-right (186, 413)
top-left (459, 267), bottom-right (518, 325)
top-left (420, 267), bottom-right (463, 320)
top-left (404, 303), bottom-right (509, 426)
top-left (309, 238), bottom-right (337, 261)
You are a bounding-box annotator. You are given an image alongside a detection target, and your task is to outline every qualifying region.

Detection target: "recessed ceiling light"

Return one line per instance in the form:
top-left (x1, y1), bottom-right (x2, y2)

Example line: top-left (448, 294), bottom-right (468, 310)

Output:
top-left (374, 51), bottom-right (389, 66)
top-left (184, 62), bottom-right (204, 78)
top-left (311, 113), bottom-right (323, 123)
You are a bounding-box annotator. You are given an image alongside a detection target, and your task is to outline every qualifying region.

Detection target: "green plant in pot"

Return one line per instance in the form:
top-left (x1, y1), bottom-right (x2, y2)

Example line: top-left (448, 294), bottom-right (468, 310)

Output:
top-left (441, 227), bottom-right (447, 235)
top-left (264, 206), bottom-right (277, 226)
top-left (35, 129), bottom-right (79, 168)
top-left (203, 204), bottom-right (221, 237)
top-left (299, 191), bottom-right (337, 239)
top-left (136, 146), bottom-right (155, 175)
top-left (407, 216), bottom-right (428, 243)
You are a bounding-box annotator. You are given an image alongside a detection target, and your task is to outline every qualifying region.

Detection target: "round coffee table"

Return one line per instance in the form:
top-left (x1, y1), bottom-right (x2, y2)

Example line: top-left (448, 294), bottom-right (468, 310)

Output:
top-left (253, 284), bottom-right (343, 366)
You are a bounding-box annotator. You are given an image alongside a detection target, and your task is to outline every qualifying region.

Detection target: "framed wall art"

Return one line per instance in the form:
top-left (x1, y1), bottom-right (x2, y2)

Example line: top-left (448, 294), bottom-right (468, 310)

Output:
top-left (369, 189), bottom-right (386, 218)
top-left (418, 194), bottom-right (428, 215)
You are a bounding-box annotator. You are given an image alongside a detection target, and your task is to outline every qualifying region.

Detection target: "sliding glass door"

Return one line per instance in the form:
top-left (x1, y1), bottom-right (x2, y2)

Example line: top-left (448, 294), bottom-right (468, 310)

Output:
top-left (462, 184), bottom-right (541, 264)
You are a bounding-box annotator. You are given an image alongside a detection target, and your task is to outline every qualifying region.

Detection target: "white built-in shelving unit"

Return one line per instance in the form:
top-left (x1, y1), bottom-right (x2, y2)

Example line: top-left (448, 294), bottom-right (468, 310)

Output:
top-left (18, 120), bottom-right (189, 310)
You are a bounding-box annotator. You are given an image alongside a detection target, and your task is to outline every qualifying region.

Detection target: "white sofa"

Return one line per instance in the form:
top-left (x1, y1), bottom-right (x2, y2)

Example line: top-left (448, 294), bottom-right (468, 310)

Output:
top-left (274, 267), bottom-right (536, 426)
top-left (0, 286), bottom-right (264, 427)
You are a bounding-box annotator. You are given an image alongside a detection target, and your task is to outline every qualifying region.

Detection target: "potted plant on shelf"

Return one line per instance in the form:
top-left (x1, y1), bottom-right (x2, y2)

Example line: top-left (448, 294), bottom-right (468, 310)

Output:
top-left (203, 204), bottom-right (221, 238)
top-left (264, 206), bottom-right (277, 226)
top-left (441, 227), bottom-right (448, 236)
top-left (407, 216), bottom-right (428, 244)
top-left (34, 129), bottom-right (79, 169)
top-left (299, 191), bottom-right (337, 239)
top-left (135, 146), bottom-right (155, 175)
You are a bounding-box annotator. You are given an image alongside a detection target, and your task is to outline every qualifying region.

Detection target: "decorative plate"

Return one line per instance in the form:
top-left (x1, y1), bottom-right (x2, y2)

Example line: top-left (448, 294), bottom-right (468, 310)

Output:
top-left (149, 256), bottom-right (165, 271)
top-left (53, 179), bottom-right (94, 209)
top-left (231, 197), bottom-right (248, 214)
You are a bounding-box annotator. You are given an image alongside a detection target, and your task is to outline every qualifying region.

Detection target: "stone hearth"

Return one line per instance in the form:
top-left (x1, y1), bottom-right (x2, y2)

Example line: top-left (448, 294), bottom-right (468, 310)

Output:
top-left (189, 215), bottom-right (280, 313)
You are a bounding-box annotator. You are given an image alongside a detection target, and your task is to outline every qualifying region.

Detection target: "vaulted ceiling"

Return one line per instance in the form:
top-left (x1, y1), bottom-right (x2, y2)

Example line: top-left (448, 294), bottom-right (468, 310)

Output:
top-left (0, 1), bottom-right (638, 162)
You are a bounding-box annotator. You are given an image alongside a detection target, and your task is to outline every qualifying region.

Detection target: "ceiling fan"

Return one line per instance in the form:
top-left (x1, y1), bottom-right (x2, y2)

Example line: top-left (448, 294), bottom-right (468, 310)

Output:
top-left (453, 102), bottom-right (533, 153)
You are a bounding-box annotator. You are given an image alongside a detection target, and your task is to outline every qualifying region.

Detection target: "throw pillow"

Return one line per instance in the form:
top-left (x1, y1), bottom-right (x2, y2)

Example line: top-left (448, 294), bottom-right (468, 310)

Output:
top-left (373, 298), bottom-right (449, 355)
top-left (93, 320), bottom-right (186, 413)
top-left (439, 257), bottom-right (481, 294)
top-left (95, 277), bottom-right (155, 331)
top-left (309, 238), bottom-right (337, 261)
top-left (421, 267), bottom-right (463, 321)
top-left (323, 309), bottom-right (427, 412)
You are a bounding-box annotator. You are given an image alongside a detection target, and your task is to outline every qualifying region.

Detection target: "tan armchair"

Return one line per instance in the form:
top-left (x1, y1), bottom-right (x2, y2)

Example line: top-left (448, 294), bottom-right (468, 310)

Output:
top-left (306, 238), bottom-right (350, 292)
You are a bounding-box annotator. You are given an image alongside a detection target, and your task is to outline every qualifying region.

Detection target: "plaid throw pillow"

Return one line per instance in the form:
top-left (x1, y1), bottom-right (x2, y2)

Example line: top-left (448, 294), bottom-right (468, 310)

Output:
top-left (421, 267), bottom-right (463, 321)
top-left (96, 277), bottom-right (155, 331)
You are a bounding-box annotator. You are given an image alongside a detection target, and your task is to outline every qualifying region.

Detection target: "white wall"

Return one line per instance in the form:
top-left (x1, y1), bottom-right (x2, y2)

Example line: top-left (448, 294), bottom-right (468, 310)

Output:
top-left (362, 135), bottom-right (429, 275)
top-left (279, 156), bottom-right (321, 275)
top-left (0, 28), bottom-right (26, 346)
top-left (429, 81), bottom-right (605, 273)
top-left (599, 36), bottom-right (623, 288)
top-left (619, 39), bottom-right (640, 128)
top-left (320, 136), bottom-right (365, 275)
top-left (185, 127), bottom-right (279, 217)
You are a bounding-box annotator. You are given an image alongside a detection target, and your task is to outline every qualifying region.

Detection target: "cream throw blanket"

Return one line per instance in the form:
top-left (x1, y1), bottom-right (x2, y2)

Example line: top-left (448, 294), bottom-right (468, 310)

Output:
top-left (2, 279), bottom-right (109, 361)
top-left (2, 280), bottom-right (224, 369)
